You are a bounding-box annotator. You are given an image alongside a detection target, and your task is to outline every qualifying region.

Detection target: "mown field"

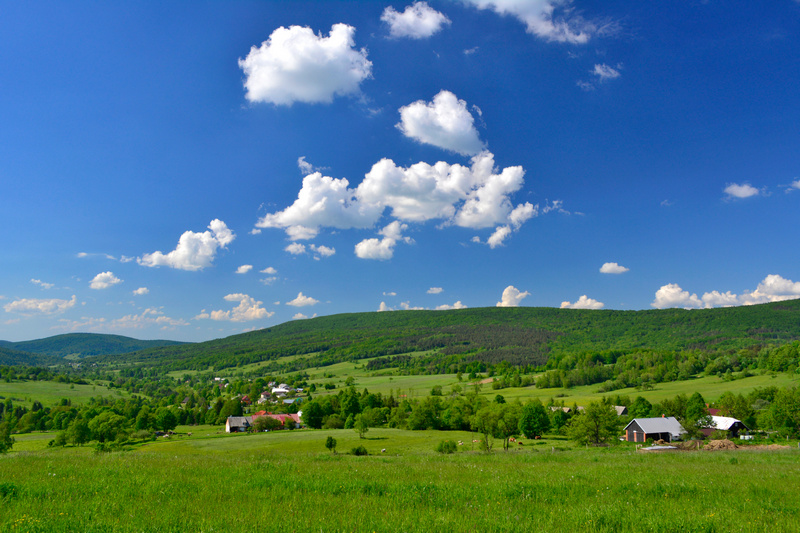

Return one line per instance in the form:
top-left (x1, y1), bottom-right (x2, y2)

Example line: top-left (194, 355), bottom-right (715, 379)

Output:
top-left (2, 428), bottom-right (800, 532)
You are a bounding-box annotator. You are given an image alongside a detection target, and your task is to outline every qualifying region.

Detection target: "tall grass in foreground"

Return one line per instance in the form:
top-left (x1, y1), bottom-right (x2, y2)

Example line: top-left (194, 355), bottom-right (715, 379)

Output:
top-left (0, 430), bottom-right (798, 532)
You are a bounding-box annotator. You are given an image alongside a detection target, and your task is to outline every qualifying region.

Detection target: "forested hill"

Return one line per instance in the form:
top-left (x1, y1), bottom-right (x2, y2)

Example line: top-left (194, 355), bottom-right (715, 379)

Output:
top-left (0, 345), bottom-right (60, 367)
top-left (1, 333), bottom-right (188, 359)
top-left (94, 299), bottom-right (800, 373)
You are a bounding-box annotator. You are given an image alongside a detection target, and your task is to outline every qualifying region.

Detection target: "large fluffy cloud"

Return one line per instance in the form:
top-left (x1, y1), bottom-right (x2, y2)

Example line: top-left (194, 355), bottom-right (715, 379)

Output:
top-left (196, 294), bottom-right (273, 322)
top-left (462, 0), bottom-right (605, 44)
top-left (396, 91), bottom-right (485, 156)
top-left (360, 151), bottom-right (525, 228)
top-left (561, 295), bottom-right (604, 309)
top-left (496, 285), bottom-right (529, 307)
top-left (4, 295), bottom-right (77, 315)
top-left (138, 219), bottom-right (234, 271)
top-left (90, 271), bottom-right (122, 290)
top-left (382, 2), bottom-right (451, 39)
top-left (256, 173), bottom-right (381, 238)
top-left (651, 275), bottom-right (800, 309)
top-left (257, 151), bottom-right (536, 249)
top-left (239, 24), bottom-right (372, 105)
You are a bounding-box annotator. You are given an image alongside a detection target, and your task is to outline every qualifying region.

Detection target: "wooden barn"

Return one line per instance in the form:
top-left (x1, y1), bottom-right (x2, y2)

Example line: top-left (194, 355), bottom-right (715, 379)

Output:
top-left (624, 417), bottom-right (686, 443)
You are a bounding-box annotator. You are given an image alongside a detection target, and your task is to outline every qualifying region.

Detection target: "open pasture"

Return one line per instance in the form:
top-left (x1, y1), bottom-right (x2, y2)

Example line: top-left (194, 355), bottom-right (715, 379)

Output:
top-left (1, 428), bottom-right (799, 532)
top-left (0, 380), bottom-right (132, 409)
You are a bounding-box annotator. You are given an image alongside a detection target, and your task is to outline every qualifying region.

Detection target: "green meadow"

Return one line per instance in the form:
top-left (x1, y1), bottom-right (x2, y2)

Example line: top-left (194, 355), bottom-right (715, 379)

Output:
top-left (2, 427), bottom-right (799, 532)
top-left (0, 380), bottom-right (131, 408)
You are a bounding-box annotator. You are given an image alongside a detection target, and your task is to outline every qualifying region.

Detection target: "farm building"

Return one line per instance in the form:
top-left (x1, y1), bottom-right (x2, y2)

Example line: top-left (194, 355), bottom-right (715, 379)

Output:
top-left (614, 405), bottom-right (628, 416)
top-left (624, 417), bottom-right (687, 443)
top-left (701, 416), bottom-right (749, 438)
top-left (225, 416), bottom-right (253, 433)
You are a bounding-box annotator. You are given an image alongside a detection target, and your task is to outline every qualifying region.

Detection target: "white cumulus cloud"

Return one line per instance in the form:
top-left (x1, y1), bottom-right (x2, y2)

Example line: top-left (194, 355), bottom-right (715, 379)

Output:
top-left (239, 24), bottom-right (372, 105)
top-left (560, 295), bottom-right (604, 309)
top-left (382, 1), bottom-right (451, 39)
top-left (600, 262), bottom-right (629, 274)
top-left (310, 244), bottom-right (336, 258)
top-left (285, 243), bottom-right (307, 255)
top-left (133, 287), bottom-right (149, 296)
top-left (30, 279), bottom-right (55, 290)
top-left (436, 301), bottom-right (467, 310)
top-left (196, 293), bottom-right (273, 322)
top-left (355, 221), bottom-right (412, 260)
top-left (396, 90), bottom-right (485, 156)
top-left (138, 219), bottom-right (234, 271)
top-left (4, 295), bottom-right (77, 315)
top-left (724, 183), bottom-right (761, 199)
top-left (286, 292), bottom-right (319, 307)
top-left (258, 151), bottom-right (537, 248)
top-left (427, 287), bottom-right (444, 294)
top-left (496, 285), bottom-right (530, 307)
top-left (90, 271), bottom-right (122, 290)
top-left (462, 0), bottom-right (607, 44)
top-left (653, 275), bottom-right (800, 310)
top-left (236, 265), bottom-right (253, 274)
top-left (651, 283), bottom-right (704, 309)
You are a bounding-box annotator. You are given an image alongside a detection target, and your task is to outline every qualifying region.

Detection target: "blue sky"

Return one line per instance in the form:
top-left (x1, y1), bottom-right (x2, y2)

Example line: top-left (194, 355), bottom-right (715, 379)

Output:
top-left (2, 0), bottom-right (799, 342)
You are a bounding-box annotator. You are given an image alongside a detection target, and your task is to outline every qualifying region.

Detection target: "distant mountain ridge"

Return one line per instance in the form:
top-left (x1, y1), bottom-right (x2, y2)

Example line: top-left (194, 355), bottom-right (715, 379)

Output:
top-left (0, 333), bottom-right (188, 360)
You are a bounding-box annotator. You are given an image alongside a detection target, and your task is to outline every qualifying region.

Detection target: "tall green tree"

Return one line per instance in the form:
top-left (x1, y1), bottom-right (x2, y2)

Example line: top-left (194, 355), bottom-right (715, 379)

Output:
top-left (519, 399), bottom-right (551, 439)
top-left (0, 422), bottom-right (14, 454)
top-left (567, 401), bottom-right (621, 446)
top-left (354, 413), bottom-right (369, 439)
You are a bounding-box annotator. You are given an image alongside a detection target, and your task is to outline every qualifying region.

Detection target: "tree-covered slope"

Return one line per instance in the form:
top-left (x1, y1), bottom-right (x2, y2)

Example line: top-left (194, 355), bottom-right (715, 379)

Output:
top-left (0, 345), bottom-right (60, 367)
top-left (96, 299), bottom-right (800, 373)
top-left (3, 333), bottom-right (188, 359)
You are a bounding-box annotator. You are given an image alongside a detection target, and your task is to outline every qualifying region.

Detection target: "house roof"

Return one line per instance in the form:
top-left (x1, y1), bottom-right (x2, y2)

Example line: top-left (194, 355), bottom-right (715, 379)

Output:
top-left (624, 417), bottom-right (686, 438)
top-left (614, 405), bottom-right (628, 416)
top-left (226, 416), bottom-right (252, 427)
top-left (709, 415), bottom-right (747, 431)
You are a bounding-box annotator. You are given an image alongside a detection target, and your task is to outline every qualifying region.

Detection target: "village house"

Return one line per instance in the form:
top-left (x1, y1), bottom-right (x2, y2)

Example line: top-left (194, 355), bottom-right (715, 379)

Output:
top-left (225, 416), bottom-right (253, 433)
top-left (624, 417), bottom-right (687, 443)
top-left (252, 411), bottom-right (302, 429)
top-left (701, 416), bottom-right (749, 438)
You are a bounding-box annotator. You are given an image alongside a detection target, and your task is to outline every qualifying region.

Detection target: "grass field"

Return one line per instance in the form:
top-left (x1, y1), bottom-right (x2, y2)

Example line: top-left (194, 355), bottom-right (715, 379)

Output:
top-left (0, 380), bottom-right (132, 408)
top-left (2, 427), bottom-right (799, 532)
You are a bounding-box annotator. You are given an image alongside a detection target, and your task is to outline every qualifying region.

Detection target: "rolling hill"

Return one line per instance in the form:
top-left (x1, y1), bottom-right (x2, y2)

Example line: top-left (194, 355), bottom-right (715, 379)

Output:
top-left (1, 333), bottom-right (188, 360)
top-left (92, 299), bottom-right (800, 373)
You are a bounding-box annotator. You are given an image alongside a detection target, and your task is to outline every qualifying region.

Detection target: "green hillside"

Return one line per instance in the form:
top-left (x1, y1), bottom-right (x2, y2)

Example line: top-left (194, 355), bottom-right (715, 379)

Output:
top-left (3, 333), bottom-right (188, 359)
top-left (0, 345), bottom-right (59, 367)
top-left (97, 299), bottom-right (800, 373)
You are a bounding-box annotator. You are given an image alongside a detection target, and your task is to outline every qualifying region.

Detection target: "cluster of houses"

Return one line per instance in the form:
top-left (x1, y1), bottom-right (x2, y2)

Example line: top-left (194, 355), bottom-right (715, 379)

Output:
top-left (256, 383), bottom-right (304, 406)
top-left (225, 411), bottom-right (303, 433)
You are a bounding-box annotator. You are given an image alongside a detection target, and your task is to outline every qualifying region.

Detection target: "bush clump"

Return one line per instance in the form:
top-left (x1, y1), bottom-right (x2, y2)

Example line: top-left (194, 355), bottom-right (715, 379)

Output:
top-left (351, 445), bottom-right (369, 456)
top-left (436, 440), bottom-right (458, 454)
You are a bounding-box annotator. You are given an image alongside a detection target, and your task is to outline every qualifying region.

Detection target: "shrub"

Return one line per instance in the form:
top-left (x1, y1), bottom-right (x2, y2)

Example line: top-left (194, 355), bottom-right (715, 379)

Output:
top-left (436, 440), bottom-right (457, 454)
top-left (351, 445), bottom-right (368, 456)
top-left (0, 482), bottom-right (17, 500)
